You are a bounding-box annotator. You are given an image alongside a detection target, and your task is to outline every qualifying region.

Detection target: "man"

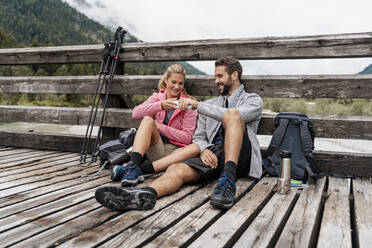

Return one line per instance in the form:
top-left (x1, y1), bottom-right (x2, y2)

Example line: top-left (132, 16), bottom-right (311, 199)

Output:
top-left (95, 56), bottom-right (263, 210)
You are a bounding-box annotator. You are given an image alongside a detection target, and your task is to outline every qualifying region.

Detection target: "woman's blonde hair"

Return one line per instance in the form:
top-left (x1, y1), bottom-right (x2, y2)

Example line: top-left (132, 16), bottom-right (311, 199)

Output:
top-left (158, 64), bottom-right (194, 99)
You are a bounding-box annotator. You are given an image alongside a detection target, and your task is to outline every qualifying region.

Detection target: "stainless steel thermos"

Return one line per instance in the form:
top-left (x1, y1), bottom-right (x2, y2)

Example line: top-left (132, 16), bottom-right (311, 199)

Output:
top-left (277, 150), bottom-right (292, 194)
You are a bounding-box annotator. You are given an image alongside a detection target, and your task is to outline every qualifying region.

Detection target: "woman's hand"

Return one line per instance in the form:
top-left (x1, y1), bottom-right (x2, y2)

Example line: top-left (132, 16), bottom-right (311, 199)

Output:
top-left (200, 148), bottom-right (218, 168)
top-left (161, 99), bottom-right (178, 110)
top-left (179, 98), bottom-right (199, 110)
top-left (155, 121), bottom-right (162, 130)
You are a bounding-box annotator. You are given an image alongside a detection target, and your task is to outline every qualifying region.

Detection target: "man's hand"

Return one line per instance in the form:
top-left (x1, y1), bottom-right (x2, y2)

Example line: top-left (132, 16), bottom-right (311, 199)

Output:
top-left (161, 99), bottom-right (178, 110)
top-left (200, 149), bottom-right (218, 168)
top-left (179, 98), bottom-right (199, 110)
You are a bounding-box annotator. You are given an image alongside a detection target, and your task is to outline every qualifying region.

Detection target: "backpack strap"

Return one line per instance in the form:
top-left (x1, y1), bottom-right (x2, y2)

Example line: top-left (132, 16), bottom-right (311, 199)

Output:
top-left (299, 120), bottom-right (320, 180)
top-left (300, 120), bottom-right (313, 154)
top-left (263, 118), bottom-right (289, 159)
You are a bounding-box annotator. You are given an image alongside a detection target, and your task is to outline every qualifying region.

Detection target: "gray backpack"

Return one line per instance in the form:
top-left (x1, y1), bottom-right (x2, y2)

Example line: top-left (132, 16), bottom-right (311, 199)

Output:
top-left (262, 112), bottom-right (320, 181)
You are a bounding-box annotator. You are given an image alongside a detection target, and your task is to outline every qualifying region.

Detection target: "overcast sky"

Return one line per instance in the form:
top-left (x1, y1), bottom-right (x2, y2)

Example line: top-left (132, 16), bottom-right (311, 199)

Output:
top-left (63, 0), bottom-right (372, 75)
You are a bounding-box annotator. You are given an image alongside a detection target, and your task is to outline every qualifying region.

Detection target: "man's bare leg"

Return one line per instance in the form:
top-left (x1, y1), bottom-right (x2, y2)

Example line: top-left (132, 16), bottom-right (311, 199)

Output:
top-left (150, 162), bottom-right (200, 197)
top-left (152, 144), bottom-right (200, 173)
top-left (210, 108), bottom-right (245, 209)
top-left (222, 109), bottom-right (245, 163)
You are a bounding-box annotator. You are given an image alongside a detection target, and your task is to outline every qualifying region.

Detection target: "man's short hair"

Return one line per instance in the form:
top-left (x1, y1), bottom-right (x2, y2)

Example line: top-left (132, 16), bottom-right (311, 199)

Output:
top-left (215, 56), bottom-right (243, 81)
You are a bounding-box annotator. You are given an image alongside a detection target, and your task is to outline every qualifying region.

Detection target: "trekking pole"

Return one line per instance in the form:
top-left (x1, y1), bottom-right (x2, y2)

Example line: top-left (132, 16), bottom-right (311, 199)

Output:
top-left (80, 43), bottom-right (112, 163)
top-left (90, 27), bottom-right (127, 163)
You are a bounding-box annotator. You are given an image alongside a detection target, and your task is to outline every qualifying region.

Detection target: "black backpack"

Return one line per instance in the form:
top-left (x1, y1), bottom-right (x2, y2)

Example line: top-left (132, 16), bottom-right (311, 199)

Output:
top-left (262, 112), bottom-right (320, 181)
top-left (98, 128), bottom-right (136, 169)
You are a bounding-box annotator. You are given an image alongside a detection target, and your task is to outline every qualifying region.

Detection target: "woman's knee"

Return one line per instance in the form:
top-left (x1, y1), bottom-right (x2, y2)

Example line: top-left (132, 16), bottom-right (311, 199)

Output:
top-left (138, 116), bottom-right (158, 131)
top-left (184, 144), bottom-right (200, 157)
top-left (140, 116), bottom-right (155, 125)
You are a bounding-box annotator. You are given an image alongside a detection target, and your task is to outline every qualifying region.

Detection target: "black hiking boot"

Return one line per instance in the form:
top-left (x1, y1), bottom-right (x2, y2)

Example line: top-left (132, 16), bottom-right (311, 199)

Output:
top-left (209, 172), bottom-right (236, 209)
top-left (95, 186), bottom-right (156, 211)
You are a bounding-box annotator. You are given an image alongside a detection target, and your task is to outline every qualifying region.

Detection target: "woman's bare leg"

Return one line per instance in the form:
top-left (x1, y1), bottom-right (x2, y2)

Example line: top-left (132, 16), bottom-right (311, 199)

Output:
top-left (132, 116), bottom-right (160, 156)
top-left (152, 144), bottom-right (200, 173)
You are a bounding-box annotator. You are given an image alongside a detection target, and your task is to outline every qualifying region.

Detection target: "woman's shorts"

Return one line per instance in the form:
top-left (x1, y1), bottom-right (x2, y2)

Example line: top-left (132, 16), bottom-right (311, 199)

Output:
top-left (145, 138), bottom-right (179, 162)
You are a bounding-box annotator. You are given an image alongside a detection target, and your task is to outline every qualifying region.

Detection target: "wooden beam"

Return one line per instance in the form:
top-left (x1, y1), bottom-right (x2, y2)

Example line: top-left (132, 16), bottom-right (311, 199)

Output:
top-left (259, 113), bottom-right (372, 140)
top-left (1, 105), bottom-right (371, 140)
top-left (1, 74), bottom-right (372, 98)
top-left (0, 105), bottom-right (139, 127)
top-left (0, 130), bottom-right (86, 152)
top-left (1, 32), bottom-right (372, 65)
top-left (315, 151), bottom-right (372, 177)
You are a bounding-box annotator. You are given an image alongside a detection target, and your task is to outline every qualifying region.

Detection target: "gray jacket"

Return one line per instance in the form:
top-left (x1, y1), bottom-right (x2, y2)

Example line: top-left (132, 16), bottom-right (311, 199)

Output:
top-left (194, 84), bottom-right (263, 179)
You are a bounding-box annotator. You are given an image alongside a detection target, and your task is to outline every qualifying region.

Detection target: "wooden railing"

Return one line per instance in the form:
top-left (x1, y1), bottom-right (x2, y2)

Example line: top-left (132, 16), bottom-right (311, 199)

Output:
top-left (0, 32), bottom-right (371, 176)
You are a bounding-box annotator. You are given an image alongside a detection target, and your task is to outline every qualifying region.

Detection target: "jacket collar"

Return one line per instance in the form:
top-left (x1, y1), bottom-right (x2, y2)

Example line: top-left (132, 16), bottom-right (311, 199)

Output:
top-left (228, 84), bottom-right (244, 108)
top-left (217, 84), bottom-right (245, 107)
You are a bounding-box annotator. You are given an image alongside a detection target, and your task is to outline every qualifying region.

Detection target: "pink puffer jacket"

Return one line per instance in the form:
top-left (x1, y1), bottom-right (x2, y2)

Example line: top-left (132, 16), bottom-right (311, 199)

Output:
top-left (132, 90), bottom-right (197, 147)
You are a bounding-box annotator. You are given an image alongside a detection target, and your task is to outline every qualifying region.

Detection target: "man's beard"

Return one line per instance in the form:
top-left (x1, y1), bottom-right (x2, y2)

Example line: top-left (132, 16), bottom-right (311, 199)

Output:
top-left (220, 76), bottom-right (233, 96)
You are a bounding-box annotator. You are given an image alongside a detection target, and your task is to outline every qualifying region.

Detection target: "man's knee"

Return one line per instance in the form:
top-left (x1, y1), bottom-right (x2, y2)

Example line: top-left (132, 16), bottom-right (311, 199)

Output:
top-left (222, 109), bottom-right (243, 128)
top-left (166, 163), bottom-right (199, 183)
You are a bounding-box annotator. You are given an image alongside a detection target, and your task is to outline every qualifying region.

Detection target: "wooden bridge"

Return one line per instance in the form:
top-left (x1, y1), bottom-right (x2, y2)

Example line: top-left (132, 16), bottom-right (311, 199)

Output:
top-left (0, 32), bottom-right (371, 247)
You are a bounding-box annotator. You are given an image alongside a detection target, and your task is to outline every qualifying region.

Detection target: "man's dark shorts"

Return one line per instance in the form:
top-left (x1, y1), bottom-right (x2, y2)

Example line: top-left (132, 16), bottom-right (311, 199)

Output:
top-left (183, 130), bottom-right (252, 182)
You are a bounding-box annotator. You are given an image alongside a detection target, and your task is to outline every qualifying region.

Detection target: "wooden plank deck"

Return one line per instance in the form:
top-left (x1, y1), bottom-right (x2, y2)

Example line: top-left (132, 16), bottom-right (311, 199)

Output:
top-left (0, 147), bottom-right (371, 248)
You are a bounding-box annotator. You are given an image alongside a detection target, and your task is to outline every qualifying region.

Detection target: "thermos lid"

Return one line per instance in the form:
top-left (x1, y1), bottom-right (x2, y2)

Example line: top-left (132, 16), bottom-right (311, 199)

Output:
top-left (280, 150), bottom-right (292, 158)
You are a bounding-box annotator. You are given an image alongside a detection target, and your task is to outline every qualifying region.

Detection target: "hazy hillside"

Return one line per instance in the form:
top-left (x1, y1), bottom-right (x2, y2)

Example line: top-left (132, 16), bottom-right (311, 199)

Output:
top-left (359, 64), bottom-right (372, 74)
top-left (0, 0), bottom-right (204, 75)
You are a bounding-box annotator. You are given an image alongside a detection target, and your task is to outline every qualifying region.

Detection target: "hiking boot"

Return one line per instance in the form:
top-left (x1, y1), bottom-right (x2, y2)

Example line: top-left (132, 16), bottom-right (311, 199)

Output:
top-left (111, 164), bottom-right (129, 181)
top-left (120, 162), bottom-right (144, 187)
top-left (95, 186), bottom-right (156, 211)
top-left (210, 172), bottom-right (236, 209)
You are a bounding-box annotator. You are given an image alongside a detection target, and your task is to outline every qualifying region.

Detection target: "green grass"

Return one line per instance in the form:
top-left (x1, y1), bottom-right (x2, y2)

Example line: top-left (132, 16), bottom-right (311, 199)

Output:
top-left (263, 98), bottom-right (372, 117)
top-left (1, 92), bottom-right (372, 117)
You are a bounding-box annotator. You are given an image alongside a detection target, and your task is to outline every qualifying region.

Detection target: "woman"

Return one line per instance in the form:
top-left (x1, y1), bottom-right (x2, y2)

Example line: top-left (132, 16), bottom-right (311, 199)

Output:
top-left (112, 64), bottom-right (200, 186)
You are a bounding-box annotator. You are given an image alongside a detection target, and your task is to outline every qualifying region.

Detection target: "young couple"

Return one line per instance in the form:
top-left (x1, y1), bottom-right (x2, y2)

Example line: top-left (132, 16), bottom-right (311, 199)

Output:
top-left (95, 57), bottom-right (263, 211)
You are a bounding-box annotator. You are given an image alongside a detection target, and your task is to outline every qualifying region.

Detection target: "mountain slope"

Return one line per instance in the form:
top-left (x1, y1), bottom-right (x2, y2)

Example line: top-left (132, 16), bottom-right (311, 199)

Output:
top-left (0, 0), bottom-right (204, 74)
top-left (359, 64), bottom-right (372, 74)
top-left (0, 0), bottom-right (115, 45)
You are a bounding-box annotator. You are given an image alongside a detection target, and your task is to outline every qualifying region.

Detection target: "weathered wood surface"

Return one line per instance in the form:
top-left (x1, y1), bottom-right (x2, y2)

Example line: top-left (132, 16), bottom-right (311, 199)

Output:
top-left (143, 178), bottom-right (255, 248)
top-left (1, 32), bottom-right (372, 65)
top-left (2, 74), bottom-right (372, 98)
top-left (100, 179), bottom-right (255, 248)
top-left (0, 153), bottom-right (77, 182)
top-left (1, 147), bottom-right (371, 247)
top-left (318, 177), bottom-right (352, 248)
top-left (275, 177), bottom-right (327, 248)
top-left (189, 177), bottom-right (276, 248)
top-left (0, 153), bottom-right (77, 176)
top-left (353, 178), bottom-right (372, 248)
top-left (2, 105), bottom-right (372, 140)
top-left (233, 188), bottom-right (299, 248)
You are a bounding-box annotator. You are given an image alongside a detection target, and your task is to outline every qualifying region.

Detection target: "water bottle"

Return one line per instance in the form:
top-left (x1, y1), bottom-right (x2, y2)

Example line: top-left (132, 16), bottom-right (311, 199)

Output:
top-left (277, 150), bottom-right (292, 194)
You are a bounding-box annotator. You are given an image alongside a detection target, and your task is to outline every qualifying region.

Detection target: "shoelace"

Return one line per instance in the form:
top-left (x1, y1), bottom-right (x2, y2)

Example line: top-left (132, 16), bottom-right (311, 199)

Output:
top-left (123, 162), bottom-right (138, 176)
top-left (215, 177), bottom-right (234, 197)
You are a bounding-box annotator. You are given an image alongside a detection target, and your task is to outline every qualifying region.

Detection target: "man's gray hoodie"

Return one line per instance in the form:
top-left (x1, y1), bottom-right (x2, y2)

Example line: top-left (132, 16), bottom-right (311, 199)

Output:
top-left (193, 84), bottom-right (263, 179)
